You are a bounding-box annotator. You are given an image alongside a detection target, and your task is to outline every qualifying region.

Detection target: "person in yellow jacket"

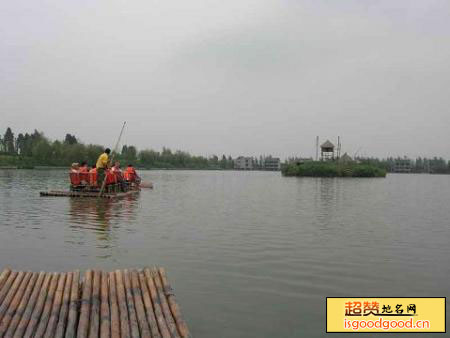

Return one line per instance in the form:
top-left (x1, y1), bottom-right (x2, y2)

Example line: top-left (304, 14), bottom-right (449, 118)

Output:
top-left (96, 148), bottom-right (111, 187)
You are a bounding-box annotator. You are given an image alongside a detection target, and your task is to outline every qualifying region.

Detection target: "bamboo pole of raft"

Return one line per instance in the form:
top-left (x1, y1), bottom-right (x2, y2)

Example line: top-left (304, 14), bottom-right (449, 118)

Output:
top-left (100, 271), bottom-right (110, 338)
top-left (151, 268), bottom-right (180, 338)
top-left (115, 269), bottom-right (130, 338)
top-left (54, 271), bottom-right (73, 338)
top-left (143, 268), bottom-right (171, 338)
top-left (98, 121), bottom-right (126, 198)
top-left (44, 272), bottom-right (67, 337)
top-left (137, 271), bottom-right (161, 338)
top-left (4, 272), bottom-right (40, 338)
top-left (65, 270), bottom-right (80, 338)
top-left (158, 268), bottom-right (190, 338)
top-left (108, 272), bottom-right (120, 338)
top-left (0, 271), bottom-right (20, 307)
top-left (123, 270), bottom-right (140, 338)
top-left (0, 271), bottom-right (27, 323)
top-left (77, 270), bottom-right (93, 338)
top-left (88, 270), bottom-right (101, 338)
top-left (130, 270), bottom-right (151, 337)
top-left (0, 271), bottom-right (33, 336)
top-left (15, 272), bottom-right (50, 338)
top-left (34, 272), bottom-right (60, 338)
top-left (0, 268), bottom-right (12, 291)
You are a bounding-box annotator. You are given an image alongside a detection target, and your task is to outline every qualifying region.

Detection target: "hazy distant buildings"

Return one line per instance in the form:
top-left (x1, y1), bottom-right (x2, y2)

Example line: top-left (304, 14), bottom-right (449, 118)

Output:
top-left (394, 158), bottom-right (412, 173)
top-left (262, 156), bottom-right (281, 171)
top-left (234, 156), bottom-right (254, 170)
top-left (234, 155), bottom-right (281, 171)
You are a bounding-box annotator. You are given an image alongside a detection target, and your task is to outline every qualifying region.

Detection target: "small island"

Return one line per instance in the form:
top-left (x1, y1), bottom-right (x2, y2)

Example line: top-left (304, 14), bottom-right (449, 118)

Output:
top-left (282, 161), bottom-right (386, 177)
top-left (282, 140), bottom-right (387, 178)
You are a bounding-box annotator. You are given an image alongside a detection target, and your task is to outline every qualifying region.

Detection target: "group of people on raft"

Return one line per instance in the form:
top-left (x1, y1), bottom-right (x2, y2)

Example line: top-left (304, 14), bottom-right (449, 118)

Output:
top-left (69, 148), bottom-right (140, 192)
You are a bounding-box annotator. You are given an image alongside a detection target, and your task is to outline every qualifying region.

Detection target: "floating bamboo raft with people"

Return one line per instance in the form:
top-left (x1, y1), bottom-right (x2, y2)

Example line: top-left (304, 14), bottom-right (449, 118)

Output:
top-left (39, 165), bottom-right (152, 199)
top-left (0, 267), bottom-right (190, 338)
top-left (40, 122), bottom-right (153, 199)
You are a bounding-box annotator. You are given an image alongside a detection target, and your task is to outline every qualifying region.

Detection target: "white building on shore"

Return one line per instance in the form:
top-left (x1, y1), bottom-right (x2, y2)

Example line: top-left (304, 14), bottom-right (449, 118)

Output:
top-left (234, 156), bottom-right (254, 170)
top-left (262, 156), bottom-right (281, 171)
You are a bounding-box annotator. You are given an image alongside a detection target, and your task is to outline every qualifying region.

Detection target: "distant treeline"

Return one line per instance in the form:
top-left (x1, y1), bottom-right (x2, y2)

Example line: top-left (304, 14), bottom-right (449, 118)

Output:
top-left (354, 157), bottom-right (450, 174)
top-left (282, 161), bottom-right (386, 178)
top-left (285, 156), bottom-right (450, 174)
top-left (0, 127), bottom-right (234, 169)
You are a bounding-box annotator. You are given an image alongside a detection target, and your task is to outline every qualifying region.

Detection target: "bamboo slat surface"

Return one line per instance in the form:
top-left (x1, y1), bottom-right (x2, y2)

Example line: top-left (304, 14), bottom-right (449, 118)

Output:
top-left (0, 268), bottom-right (190, 338)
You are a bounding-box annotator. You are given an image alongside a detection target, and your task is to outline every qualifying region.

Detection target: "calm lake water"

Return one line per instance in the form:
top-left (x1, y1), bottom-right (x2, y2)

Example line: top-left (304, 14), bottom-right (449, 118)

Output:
top-left (0, 169), bottom-right (449, 337)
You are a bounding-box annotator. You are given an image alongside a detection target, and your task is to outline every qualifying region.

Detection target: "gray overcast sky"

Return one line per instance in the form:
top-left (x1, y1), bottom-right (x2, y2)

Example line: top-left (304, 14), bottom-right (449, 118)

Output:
top-left (1, 0), bottom-right (449, 159)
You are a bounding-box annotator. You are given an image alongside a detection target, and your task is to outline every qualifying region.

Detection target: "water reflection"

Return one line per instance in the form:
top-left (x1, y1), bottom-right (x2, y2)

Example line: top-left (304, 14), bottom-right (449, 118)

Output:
top-left (68, 195), bottom-right (139, 239)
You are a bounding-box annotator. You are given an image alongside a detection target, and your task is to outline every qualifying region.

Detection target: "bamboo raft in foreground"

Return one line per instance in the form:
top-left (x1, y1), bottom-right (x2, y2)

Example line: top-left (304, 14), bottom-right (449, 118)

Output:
top-left (0, 267), bottom-right (190, 338)
top-left (39, 190), bottom-right (141, 199)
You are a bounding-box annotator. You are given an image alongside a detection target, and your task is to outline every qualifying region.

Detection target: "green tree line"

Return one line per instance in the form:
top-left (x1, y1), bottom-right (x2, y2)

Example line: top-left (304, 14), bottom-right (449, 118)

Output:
top-left (354, 156), bottom-right (450, 174)
top-left (0, 127), bottom-right (235, 169)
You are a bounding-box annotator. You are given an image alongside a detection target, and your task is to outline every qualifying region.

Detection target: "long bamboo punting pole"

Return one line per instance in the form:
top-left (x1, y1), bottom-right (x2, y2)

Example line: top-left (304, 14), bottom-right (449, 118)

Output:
top-left (54, 271), bottom-right (73, 338)
top-left (88, 270), bottom-right (101, 338)
top-left (108, 272), bottom-right (120, 338)
top-left (137, 271), bottom-right (161, 338)
top-left (65, 270), bottom-right (80, 338)
top-left (34, 272), bottom-right (60, 338)
top-left (0, 268), bottom-right (12, 291)
top-left (151, 268), bottom-right (180, 338)
top-left (0, 271), bottom-right (20, 308)
top-left (16, 272), bottom-right (50, 338)
top-left (100, 272), bottom-right (110, 338)
top-left (0, 272), bottom-right (33, 335)
top-left (123, 270), bottom-right (140, 338)
top-left (44, 272), bottom-right (67, 338)
top-left (4, 272), bottom-right (40, 338)
top-left (98, 121), bottom-right (127, 198)
top-left (158, 268), bottom-right (190, 338)
top-left (77, 270), bottom-right (93, 338)
top-left (130, 270), bottom-right (151, 337)
top-left (115, 270), bottom-right (130, 338)
top-left (143, 268), bottom-right (171, 338)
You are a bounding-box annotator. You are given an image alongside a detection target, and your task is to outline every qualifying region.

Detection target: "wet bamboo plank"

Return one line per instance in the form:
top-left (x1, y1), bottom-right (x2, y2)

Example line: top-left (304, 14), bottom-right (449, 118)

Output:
top-left (138, 271), bottom-right (160, 338)
top-left (44, 272), bottom-right (67, 337)
top-left (40, 190), bottom-right (140, 199)
top-left (100, 272), bottom-right (110, 338)
top-left (55, 271), bottom-right (73, 338)
top-left (108, 272), bottom-right (120, 338)
top-left (0, 271), bottom-right (20, 309)
top-left (130, 270), bottom-right (151, 338)
top-left (0, 268), bottom-right (12, 291)
top-left (158, 268), bottom-right (190, 338)
top-left (4, 272), bottom-right (41, 338)
top-left (115, 270), bottom-right (130, 338)
top-left (65, 270), bottom-right (80, 338)
top-left (0, 271), bottom-right (27, 324)
top-left (151, 268), bottom-right (180, 338)
top-left (0, 271), bottom-right (33, 336)
top-left (89, 270), bottom-right (101, 338)
top-left (77, 270), bottom-right (93, 338)
top-left (123, 270), bottom-right (140, 338)
top-left (16, 272), bottom-right (51, 338)
top-left (143, 269), bottom-right (171, 338)
top-left (34, 272), bottom-right (60, 338)
top-left (2, 268), bottom-right (188, 338)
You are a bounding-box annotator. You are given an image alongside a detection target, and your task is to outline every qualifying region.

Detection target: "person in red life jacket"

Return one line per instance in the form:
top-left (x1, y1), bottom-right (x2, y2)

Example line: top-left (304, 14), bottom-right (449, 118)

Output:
top-left (124, 164), bottom-right (141, 184)
top-left (69, 163), bottom-right (81, 189)
top-left (89, 166), bottom-right (97, 187)
top-left (79, 161), bottom-right (89, 184)
top-left (70, 163), bottom-right (80, 173)
top-left (79, 161), bottom-right (89, 173)
top-left (111, 161), bottom-right (126, 191)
